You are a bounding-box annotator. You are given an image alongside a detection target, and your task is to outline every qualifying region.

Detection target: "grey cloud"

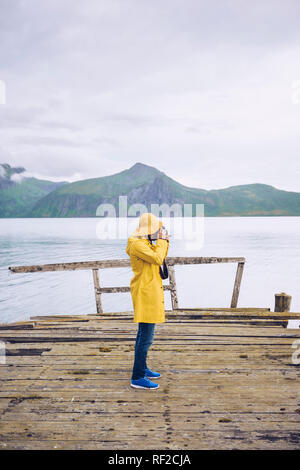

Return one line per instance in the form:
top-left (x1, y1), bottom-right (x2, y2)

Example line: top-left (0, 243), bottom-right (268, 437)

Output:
top-left (0, 106), bottom-right (46, 128)
top-left (185, 120), bottom-right (236, 135)
top-left (38, 120), bottom-right (81, 131)
top-left (14, 136), bottom-right (85, 147)
top-left (93, 136), bottom-right (120, 147)
top-left (101, 113), bottom-right (172, 127)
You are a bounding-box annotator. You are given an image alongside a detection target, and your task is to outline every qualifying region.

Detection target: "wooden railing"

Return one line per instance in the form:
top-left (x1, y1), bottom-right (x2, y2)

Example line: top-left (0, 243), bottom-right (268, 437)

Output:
top-left (9, 257), bottom-right (245, 314)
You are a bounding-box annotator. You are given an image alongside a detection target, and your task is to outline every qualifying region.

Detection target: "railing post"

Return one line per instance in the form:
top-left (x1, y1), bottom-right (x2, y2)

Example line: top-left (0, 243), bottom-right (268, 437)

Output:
top-left (92, 269), bottom-right (103, 314)
top-left (168, 265), bottom-right (178, 310)
top-left (274, 292), bottom-right (291, 312)
top-left (231, 262), bottom-right (245, 308)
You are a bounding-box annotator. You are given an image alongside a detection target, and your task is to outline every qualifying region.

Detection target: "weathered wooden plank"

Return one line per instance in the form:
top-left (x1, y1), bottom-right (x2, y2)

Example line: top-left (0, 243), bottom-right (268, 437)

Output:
top-left (231, 262), bottom-right (245, 308)
top-left (1, 396), bottom-right (299, 415)
top-left (275, 292), bottom-right (292, 312)
top-left (1, 324), bottom-right (299, 339)
top-left (9, 256), bottom-right (246, 273)
top-left (168, 265), bottom-right (178, 309)
top-left (9, 259), bottom-right (131, 273)
top-left (92, 269), bottom-right (103, 314)
top-left (96, 285), bottom-right (172, 294)
top-left (0, 421), bottom-right (299, 450)
top-left (28, 309), bottom-right (300, 320)
top-left (0, 431), bottom-right (298, 450)
top-left (174, 307), bottom-right (271, 312)
top-left (0, 323), bottom-right (35, 330)
top-left (167, 256), bottom-right (245, 265)
top-left (0, 390), bottom-right (298, 412)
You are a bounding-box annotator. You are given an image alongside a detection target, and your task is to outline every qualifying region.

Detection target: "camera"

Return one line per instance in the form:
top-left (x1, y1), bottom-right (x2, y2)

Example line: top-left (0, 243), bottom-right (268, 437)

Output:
top-left (160, 225), bottom-right (168, 238)
top-left (148, 225), bottom-right (168, 242)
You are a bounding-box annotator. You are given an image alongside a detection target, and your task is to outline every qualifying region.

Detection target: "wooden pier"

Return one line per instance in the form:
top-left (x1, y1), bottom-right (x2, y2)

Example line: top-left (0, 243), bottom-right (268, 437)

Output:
top-left (0, 308), bottom-right (300, 450)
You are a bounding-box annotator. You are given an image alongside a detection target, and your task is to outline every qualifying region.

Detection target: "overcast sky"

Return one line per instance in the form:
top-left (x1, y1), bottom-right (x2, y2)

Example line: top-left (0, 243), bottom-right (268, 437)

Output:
top-left (0, 0), bottom-right (300, 191)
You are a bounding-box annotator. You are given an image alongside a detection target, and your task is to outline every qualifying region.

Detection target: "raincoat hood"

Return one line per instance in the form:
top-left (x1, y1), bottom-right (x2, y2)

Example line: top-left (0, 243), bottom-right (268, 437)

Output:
top-left (130, 212), bottom-right (163, 238)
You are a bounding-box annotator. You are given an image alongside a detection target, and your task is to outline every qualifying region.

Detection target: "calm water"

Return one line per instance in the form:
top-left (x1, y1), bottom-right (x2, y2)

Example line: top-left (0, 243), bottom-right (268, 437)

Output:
top-left (0, 217), bottom-right (300, 324)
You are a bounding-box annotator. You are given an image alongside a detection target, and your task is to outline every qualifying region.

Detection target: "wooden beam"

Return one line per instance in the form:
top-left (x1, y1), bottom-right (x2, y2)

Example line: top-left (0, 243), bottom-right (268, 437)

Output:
top-left (168, 265), bottom-right (179, 309)
top-left (167, 256), bottom-right (245, 266)
top-left (8, 256), bottom-right (246, 274)
top-left (9, 259), bottom-right (131, 273)
top-left (92, 269), bottom-right (103, 314)
top-left (274, 292), bottom-right (292, 312)
top-left (231, 262), bottom-right (245, 308)
top-left (96, 285), bottom-right (172, 294)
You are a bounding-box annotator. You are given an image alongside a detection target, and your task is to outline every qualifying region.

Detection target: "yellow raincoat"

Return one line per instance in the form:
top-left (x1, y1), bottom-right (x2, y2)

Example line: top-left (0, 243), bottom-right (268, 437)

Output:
top-left (126, 236), bottom-right (169, 323)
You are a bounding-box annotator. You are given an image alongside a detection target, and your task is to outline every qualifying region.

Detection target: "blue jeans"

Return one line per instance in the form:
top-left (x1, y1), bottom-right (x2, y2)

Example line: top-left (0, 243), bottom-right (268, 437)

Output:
top-left (131, 322), bottom-right (156, 380)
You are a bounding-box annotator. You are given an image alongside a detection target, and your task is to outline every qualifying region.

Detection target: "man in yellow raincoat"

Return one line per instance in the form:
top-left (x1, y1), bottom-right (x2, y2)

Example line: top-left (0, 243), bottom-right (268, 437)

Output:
top-left (126, 212), bottom-right (169, 390)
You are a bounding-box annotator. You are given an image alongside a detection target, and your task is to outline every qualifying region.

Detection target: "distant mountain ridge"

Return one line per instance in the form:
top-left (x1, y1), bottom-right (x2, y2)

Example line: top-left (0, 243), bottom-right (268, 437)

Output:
top-left (1, 162), bottom-right (300, 217)
top-left (0, 163), bottom-right (68, 217)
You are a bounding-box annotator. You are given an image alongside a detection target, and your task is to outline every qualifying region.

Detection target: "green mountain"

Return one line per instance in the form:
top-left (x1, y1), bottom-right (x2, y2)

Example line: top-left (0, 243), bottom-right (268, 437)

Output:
top-left (28, 162), bottom-right (300, 217)
top-left (1, 162), bottom-right (300, 217)
top-left (0, 163), bottom-right (68, 217)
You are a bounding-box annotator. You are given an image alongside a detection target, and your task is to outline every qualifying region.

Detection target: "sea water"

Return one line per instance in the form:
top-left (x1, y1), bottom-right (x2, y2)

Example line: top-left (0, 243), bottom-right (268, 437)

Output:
top-left (0, 216), bottom-right (299, 324)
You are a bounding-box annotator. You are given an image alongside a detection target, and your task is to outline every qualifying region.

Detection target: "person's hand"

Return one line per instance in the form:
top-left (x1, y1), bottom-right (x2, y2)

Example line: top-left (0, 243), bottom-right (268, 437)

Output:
top-left (158, 227), bottom-right (170, 241)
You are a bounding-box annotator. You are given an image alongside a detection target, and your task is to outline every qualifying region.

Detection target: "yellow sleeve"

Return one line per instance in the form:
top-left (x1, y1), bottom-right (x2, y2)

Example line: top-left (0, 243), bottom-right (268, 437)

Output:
top-left (132, 239), bottom-right (169, 265)
top-left (159, 239), bottom-right (169, 258)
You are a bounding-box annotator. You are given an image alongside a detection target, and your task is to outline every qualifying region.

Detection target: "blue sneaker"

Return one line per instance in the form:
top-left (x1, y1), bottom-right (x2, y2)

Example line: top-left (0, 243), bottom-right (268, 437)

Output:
top-left (145, 368), bottom-right (161, 379)
top-left (131, 377), bottom-right (159, 390)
